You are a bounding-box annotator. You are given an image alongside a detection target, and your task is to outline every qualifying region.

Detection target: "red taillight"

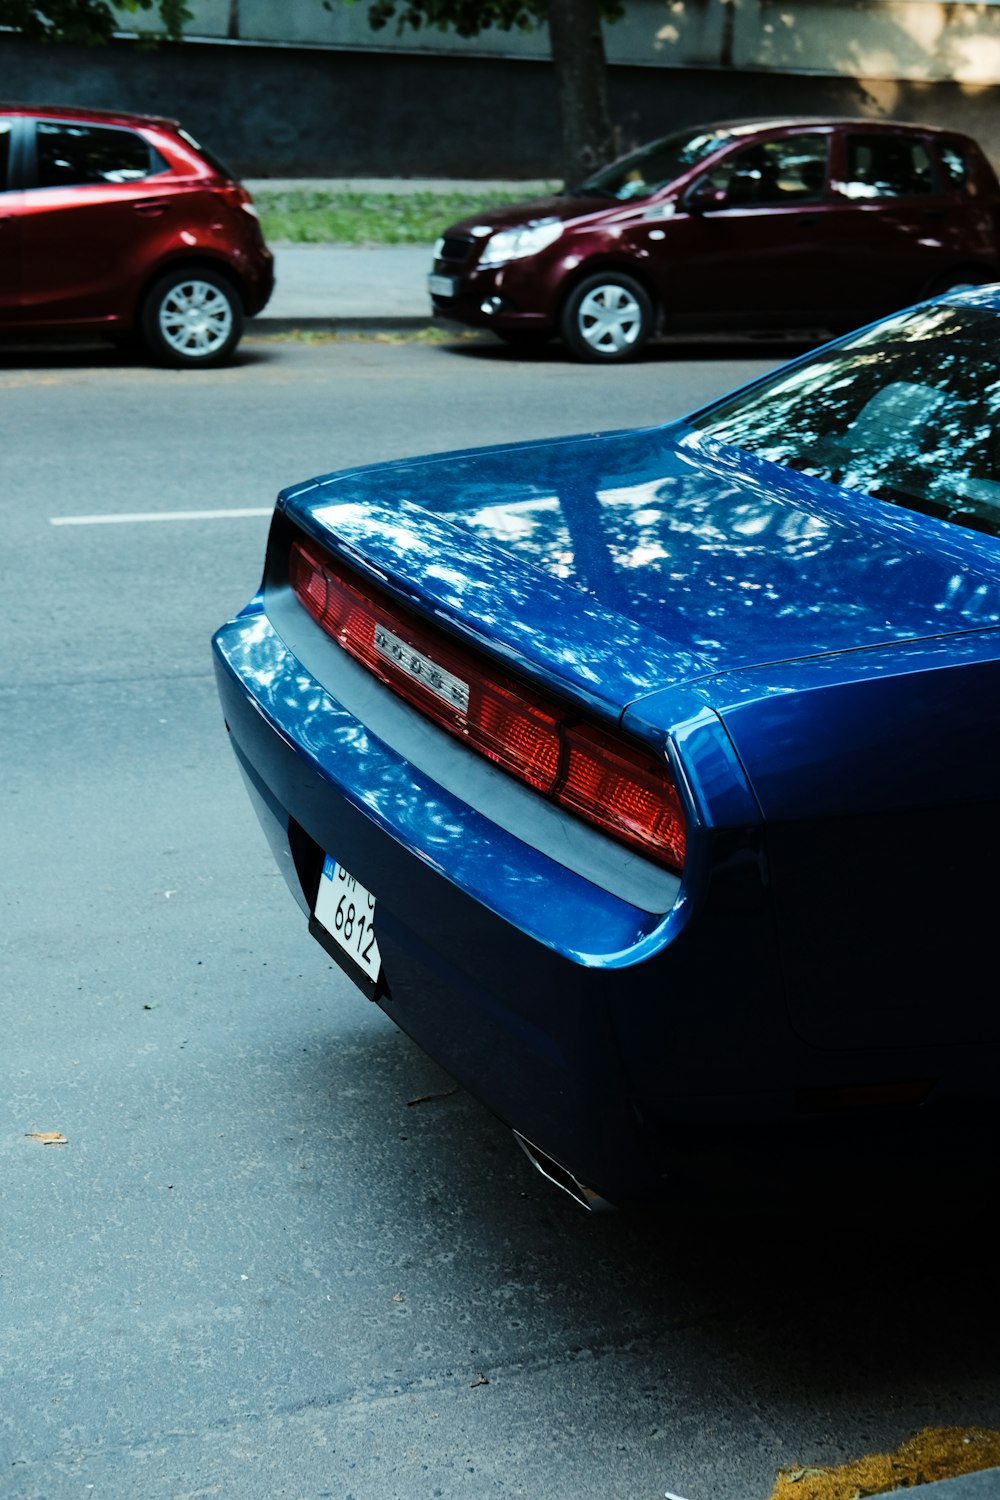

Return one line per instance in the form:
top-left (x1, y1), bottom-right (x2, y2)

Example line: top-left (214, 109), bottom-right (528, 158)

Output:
top-left (561, 723), bottom-right (687, 871)
top-left (288, 538), bottom-right (686, 872)
top-left (211, 182), bottom-right (257, 215)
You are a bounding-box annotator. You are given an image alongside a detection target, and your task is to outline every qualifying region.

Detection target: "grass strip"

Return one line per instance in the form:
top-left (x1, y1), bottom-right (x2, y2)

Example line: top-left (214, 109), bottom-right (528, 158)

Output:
top-left (253, 189), bottom-right (555, 245)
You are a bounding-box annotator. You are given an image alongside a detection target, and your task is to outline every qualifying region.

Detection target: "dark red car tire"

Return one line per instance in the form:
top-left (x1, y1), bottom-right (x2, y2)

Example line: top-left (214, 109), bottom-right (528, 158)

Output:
top-left (559, 273), bottom-right (654, 363)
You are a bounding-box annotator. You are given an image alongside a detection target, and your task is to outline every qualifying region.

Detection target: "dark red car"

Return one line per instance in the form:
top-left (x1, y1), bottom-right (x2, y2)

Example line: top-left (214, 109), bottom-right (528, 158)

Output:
top-left (430, 117), bottom-right (1000, 361)
top-left (0, 102), bottom-right (273, 366)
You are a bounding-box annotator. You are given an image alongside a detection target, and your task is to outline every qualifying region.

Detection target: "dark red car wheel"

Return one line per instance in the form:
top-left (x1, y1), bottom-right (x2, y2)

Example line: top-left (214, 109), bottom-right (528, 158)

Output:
top-left (560, 273), bottom-right (654, 362)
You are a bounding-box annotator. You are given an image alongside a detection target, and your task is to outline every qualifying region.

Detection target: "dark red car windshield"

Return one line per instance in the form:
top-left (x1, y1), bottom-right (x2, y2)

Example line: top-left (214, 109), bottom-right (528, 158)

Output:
top-left (575, 126), bottom-right (738, 201)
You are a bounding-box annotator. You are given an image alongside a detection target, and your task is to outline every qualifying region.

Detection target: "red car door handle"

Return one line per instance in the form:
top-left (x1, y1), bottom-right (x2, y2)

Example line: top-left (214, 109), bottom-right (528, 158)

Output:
top-left (133, 199), bottom-right (171, 217)
top-left (797, 213), bottom-right (821, 227)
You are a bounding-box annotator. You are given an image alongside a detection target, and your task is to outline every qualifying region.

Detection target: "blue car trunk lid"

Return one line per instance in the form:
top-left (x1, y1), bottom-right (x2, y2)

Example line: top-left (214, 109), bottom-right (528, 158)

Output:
top-left (280, 424), bottom-right (1000, 722)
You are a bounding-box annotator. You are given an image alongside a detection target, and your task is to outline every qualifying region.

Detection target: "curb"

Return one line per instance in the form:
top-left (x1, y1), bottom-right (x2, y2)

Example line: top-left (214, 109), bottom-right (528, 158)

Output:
top-left (247, 315), bottom-right (437, 335)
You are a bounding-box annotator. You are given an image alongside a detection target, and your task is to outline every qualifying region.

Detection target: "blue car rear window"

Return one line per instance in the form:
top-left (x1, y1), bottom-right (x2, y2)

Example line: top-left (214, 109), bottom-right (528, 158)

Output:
top-left (692, 304), bottom-right (1000, 539)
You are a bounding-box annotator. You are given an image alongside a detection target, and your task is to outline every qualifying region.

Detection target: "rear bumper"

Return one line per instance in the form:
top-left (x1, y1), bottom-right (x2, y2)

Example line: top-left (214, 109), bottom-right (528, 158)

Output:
top-left (243, 248), bottom-right (274, 316)
top-left (213, 604), bottom-right (677, 1198)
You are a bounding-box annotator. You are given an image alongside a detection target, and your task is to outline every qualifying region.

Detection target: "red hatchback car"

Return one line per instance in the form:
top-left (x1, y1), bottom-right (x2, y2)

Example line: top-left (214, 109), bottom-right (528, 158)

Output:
top-left (0, 102), bottom-right (273, 365)
top-left (430, 116), bottom-right (1000, 361)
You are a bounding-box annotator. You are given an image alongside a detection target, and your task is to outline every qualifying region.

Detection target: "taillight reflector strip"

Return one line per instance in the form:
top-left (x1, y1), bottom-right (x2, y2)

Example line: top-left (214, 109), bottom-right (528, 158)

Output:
top-left (288, 537), bottom-right (686, 872)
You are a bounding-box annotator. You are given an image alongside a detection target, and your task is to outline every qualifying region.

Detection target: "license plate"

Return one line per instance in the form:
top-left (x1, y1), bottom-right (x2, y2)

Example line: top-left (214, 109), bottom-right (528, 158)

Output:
top-left (428, 273), bottom-right (456, 298)
top-left (314, 855), bottom-right (382, 984)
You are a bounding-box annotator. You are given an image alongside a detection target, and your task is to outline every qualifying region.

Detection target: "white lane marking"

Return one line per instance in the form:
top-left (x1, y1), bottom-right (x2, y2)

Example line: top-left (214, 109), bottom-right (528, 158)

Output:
top-left (50, 507), bottom-right (273, 526)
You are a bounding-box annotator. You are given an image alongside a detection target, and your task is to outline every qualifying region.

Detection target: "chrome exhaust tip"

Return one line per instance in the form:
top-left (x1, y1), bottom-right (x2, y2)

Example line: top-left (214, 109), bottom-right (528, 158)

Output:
top-left (513, 1131), bottom-right (616, 1213)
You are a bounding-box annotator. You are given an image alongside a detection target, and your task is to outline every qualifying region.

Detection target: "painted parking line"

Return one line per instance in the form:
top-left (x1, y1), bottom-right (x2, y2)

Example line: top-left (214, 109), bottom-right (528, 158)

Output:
top-left (50, 507), bottom-right (274, 526)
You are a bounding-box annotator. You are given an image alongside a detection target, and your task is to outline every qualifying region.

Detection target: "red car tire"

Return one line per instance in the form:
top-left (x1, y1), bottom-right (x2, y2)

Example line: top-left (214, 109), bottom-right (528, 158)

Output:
top-left (140, 267), bottom-right (244, 368)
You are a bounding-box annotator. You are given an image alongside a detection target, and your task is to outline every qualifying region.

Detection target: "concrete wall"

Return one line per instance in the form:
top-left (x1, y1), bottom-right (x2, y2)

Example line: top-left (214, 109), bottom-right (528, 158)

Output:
top-left (742, 1), bottom-right (1000, 85)
top-left (3, 3), bottom-right (1000, 179)
top-left (105, 0), bottom-right (1000, 84)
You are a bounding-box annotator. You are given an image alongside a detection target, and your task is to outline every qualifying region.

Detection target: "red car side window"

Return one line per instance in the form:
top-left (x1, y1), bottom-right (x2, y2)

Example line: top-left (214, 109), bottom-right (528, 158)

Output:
top-left (33, 121), bottom-right (165, 189)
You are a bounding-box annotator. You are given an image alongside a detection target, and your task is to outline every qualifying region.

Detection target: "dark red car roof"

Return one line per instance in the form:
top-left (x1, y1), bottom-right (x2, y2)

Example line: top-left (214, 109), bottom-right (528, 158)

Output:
top-left (694, 115), bottom-right (972, 139)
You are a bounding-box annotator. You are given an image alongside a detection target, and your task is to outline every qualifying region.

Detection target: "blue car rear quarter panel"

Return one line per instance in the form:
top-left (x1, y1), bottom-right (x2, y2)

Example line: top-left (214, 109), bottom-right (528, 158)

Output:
top-left (709, 633), bottom-right (1000, 1054)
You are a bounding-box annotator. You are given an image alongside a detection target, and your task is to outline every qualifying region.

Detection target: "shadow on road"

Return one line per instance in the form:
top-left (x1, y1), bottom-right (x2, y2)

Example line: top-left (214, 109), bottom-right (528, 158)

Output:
top-left (0, 333), bottom-right (281, 372)
top-left (435, 330), bottom-right (830, 366)
top-left (0, 327), bottom-right (829, 372)
top-left (294, 1017), bottom-right (1000, 1458)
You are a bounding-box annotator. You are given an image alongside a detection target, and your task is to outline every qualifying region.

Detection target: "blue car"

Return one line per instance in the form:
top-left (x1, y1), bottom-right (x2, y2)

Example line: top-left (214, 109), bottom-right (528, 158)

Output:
top-left (213, 291), bottom-right (1000, 1208)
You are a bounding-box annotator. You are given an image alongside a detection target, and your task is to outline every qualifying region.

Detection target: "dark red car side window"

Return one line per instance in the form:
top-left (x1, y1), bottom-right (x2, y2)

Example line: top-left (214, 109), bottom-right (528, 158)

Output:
top-left (33, 121), bottom-right (166, 189)
top-left (0, 119), bottom-right (11, 192)
top-left (938, 139), bottom-right (970, 188)
top-left (703, 133), bottom-right (829, 208)
top-left (841, 133), bottom-right (935, 199)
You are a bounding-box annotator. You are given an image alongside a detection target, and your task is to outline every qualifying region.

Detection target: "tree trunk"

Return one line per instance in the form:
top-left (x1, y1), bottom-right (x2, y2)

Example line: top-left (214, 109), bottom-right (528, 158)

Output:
top-left (546, 0), bottom-right (617, 188)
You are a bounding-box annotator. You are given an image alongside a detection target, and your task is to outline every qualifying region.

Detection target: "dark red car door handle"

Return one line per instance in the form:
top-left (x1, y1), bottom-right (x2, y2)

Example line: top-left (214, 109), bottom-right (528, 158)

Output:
top-left (133, 199), bottom-right (171, 217)
top-left (797, 213), bottom-right (821, 226)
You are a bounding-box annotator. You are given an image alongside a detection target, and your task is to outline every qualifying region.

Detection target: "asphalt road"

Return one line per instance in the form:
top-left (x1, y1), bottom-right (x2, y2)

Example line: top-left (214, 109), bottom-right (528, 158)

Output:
top-left (3, 331), bottom-right (999, 1500)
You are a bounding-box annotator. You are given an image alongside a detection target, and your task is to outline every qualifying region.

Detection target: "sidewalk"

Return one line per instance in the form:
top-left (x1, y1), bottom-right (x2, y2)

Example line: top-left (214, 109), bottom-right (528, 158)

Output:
top-left (243, 177), bottom-right (553, 333)
top-left (251, 244), bottom-right (435, 332)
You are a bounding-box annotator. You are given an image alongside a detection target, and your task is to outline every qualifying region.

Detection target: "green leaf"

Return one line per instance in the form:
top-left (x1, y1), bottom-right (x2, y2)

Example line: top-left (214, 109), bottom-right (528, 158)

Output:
top-left (0, 0), bottom-right (191, 43)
